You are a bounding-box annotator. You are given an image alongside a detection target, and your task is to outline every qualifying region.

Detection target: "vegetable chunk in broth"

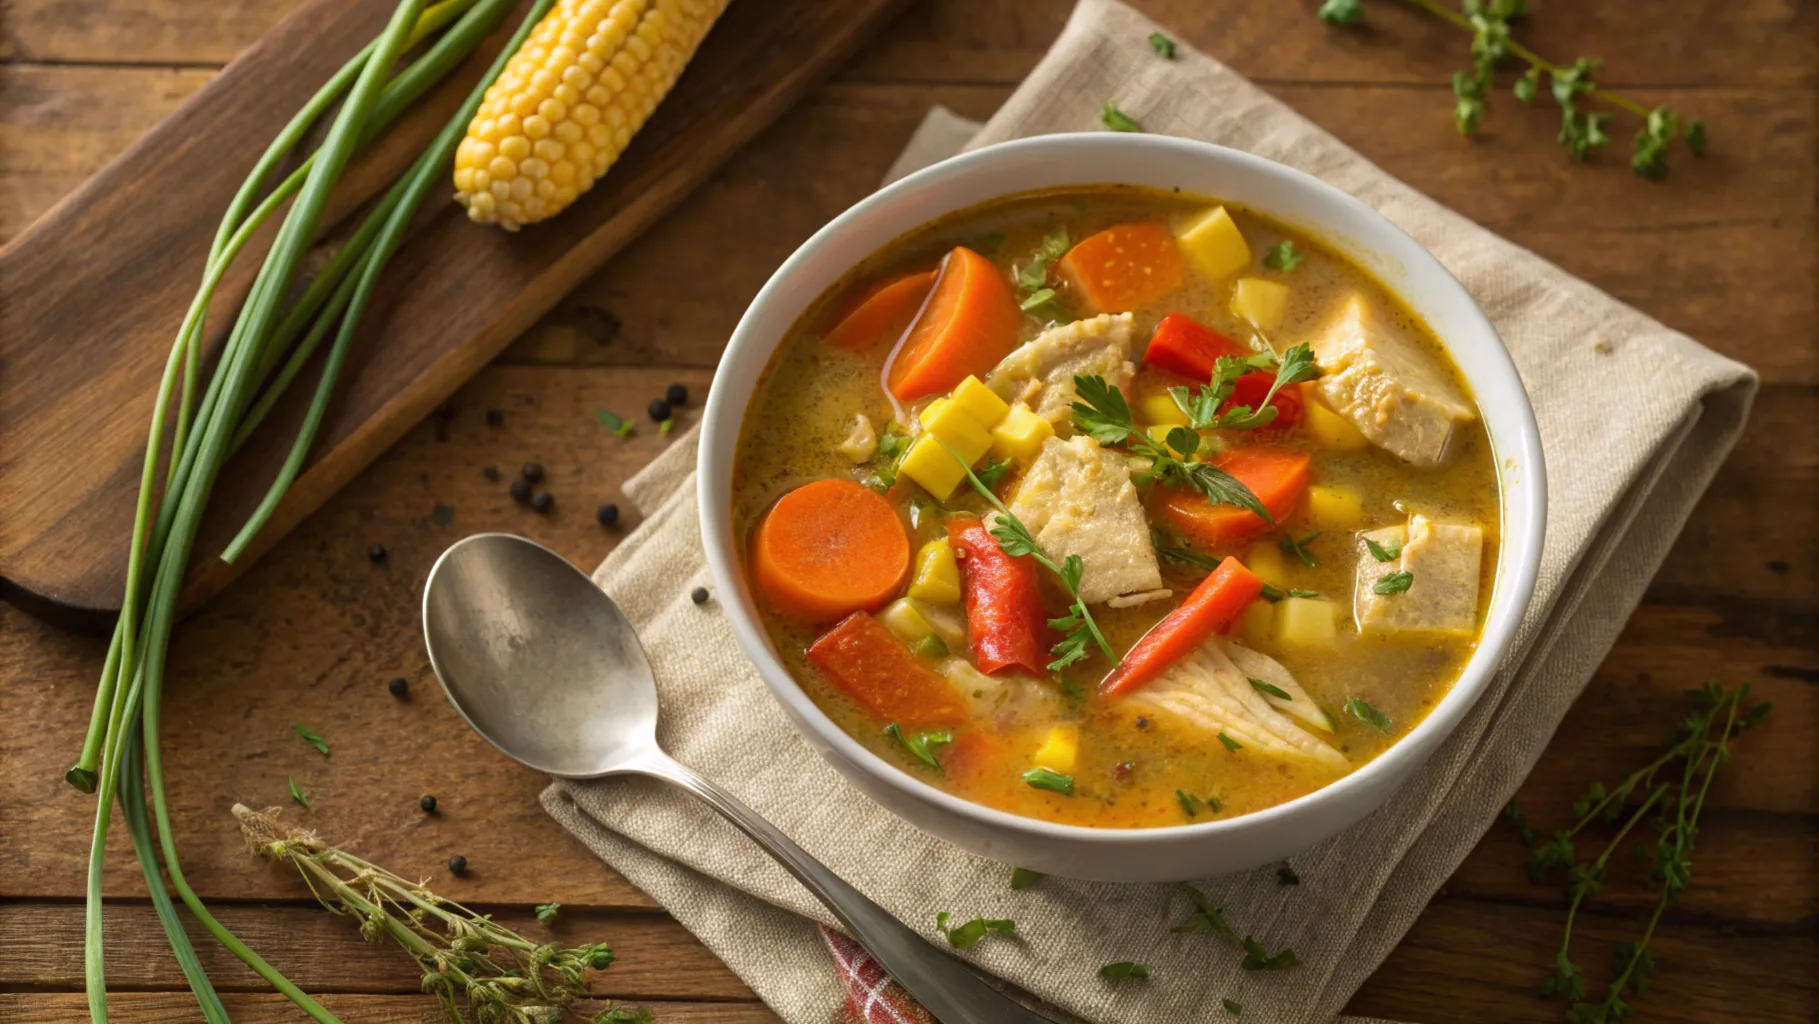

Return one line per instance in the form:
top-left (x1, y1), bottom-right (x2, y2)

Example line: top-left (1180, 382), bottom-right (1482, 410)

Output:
top-left (733, 186), bottom-right (1499, 829)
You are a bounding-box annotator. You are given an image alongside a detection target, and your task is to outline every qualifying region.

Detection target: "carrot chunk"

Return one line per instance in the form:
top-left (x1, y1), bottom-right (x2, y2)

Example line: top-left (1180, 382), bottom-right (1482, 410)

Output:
top-left (947, 515), bottom-right (1052, 676)
top-left (1056, 221), bottom-right (1186, 313)
top-left (1153, 448), bottom-right (1311, 552)
top-left (1141, 312), bottom-right (1248, 380)
top-left (822, 269), bottom-right (937, 351)
top-left (807, 611), bottom-right (968, 727)
top-left (1101, 557), bottom-right (1264, 697)
top-left (752, 479), bottom-right (909, 623)
top-left (887, 247), bottom-right (1021, 401)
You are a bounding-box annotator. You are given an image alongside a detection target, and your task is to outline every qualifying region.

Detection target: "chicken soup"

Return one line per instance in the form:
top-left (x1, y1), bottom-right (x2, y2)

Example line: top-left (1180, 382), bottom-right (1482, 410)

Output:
top-left (732, 185), bottom-right (1499, 829)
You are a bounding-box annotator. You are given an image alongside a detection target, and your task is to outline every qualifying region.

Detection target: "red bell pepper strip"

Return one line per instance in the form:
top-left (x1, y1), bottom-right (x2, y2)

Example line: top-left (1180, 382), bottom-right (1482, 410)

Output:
top-left (1141, 313), bottom-right (1248, 380)
top-left (1225, 374), bottom-right (1304, 431)
top-left (947, 514), bottom-right (1052, 676)
top-left (1101, 557), bottom-right (1264, 697)
top-left (807, 611), bottom-right (969, 728)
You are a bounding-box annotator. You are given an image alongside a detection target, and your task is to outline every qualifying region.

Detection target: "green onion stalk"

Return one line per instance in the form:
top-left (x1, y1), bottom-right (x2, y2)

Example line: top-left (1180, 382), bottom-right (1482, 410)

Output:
top-left (70, 0), bottom-right (560, 1020)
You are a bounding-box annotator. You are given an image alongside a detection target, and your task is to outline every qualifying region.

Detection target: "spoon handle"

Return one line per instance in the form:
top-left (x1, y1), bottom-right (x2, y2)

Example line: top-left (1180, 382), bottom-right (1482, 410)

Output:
top-left (634, 753), bottom-right (1059, 1024)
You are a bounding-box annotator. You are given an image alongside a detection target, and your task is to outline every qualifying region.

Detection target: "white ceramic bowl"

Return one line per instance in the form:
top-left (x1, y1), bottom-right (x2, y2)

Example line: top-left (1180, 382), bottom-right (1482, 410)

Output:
top-left (698, 133), bottom-right (1545, 882)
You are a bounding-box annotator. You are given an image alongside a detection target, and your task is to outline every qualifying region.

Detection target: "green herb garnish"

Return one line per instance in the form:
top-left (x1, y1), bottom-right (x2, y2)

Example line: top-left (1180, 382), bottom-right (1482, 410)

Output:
top-left (1259, 583), bottom-right (1285, 603)
top-left (1262, 240), bottom-right (1303, 272)
top-left (535, 902), bottom-right (561, 925)
top-left (1015, 227), bottom-right (1070, 297)
top-left (1285, 589), bottom-right (1320, 599)
top-left (287, 776), bottom-right (310, 809)
top-left (595, 408), bottom-right (636, 438)
top-left (1365, 537), bottom-right (1402, 562)
top-left (1316, 0), bottom-right (1362, 25)
top-left (1177, 790), bottom-right (1202, 818)
top-left (976, 457), bottom-right (1013, 490)
top-left (1019, 287), bottom-right (1058, 313)
top-left (884, 723), bottom-right (952, 771)
top-left (1010, 867), bottom-right (1045, 890)
top-left (1170, 882), bottom-right (1236, 939)
top-left (1249, 677), bottom-right (1291, 700)
top-left (291, 723), bottom-right (329, 757)
top-left (1345, 697), bottom-right (1393, 733)
top-left (1152, 527), bottom-right (1221, 572)
top-left (1022, 767), bottom-right (1075, 795)
top-left (1100, 961), bottom-right (1149, 982)
top-left (1101, 104), bottom-right (1142, 132)
top-left (1167, 344), bottom-right (1320, 432)
top-left (658, 417), bottom-right (674, 436)
top-left (936, 912), bottom-right (1016, 949)
top-left (1217, 732), bottom-right (1242, 753)
top-left (1240, 937), bottom-right (1299, 971)
top-left (1373, 570), bottom-right (1414, 595)
top-left (1074, 375), bottom-right (1271, 520)
top-left (1148, 32), bottom-right (1176, 59)
top-left (1223, 999), bottom-right (1243, 1016)
top-left (909, 635), bottom-right (949, 659)
top-left (1278, 530), bottom-right (1321, 568)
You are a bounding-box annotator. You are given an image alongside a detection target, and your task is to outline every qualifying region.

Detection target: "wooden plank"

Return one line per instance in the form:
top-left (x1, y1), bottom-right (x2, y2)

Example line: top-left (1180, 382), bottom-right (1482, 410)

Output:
top-left (0, 994), bottom-right (779, 1024)
top-left (0, 0), bottom-right (910, 627)
top-left (0, 903), bottom-right (753, 1000)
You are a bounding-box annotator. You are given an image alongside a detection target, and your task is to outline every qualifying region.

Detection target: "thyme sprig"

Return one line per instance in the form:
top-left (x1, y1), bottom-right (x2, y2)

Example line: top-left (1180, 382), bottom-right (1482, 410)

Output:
top-left (1319, 0), bottom-right (1708, 179)
top-left (1506, 681), bottom-right (1770, 1022)
top-left (237, 804), bottom-right (631, 1024)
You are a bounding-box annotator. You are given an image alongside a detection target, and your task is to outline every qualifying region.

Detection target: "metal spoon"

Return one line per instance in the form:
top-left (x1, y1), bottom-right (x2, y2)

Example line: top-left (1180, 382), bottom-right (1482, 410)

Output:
top-left (422, 533), bottom-right (1056, 1024)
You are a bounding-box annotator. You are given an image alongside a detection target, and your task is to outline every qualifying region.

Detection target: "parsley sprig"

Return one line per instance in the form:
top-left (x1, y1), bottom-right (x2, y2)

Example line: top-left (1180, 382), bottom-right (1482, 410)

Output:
top-left (1072, 375), bottom-right (1270, 520)
top-left (1171, 882), bottom-right (1299, 973)
top-left (1165, 344), bottom-right (1320, 433)
top-left (937, 439), bottom-right (1113, 671)
top-left (1014, 228), bottom-right (1070, 317)
top-left (1319, 0), bottom-right (1708, 179)
top-left (1507, 682), bottom-right (1769, 1021)
top-left (936, 911), bottom-right (1016, 950)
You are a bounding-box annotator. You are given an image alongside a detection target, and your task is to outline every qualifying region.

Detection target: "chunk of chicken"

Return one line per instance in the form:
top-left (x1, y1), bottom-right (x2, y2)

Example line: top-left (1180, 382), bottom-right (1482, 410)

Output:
top-left (1354, 513), bottom-right (1484, 635)
top-left (1007, 435), bottom-right (1163, 605)
top-left (1308, 294), bottom-right (1476, 467)
top-left (987, 313), bottom-right (1136, 430)
top-left (837, 413), bottom-right (877, 463)
top-left (1123, 641), bottom-right (1347, 770)
top-left (1219, 639), bottom-right (1334, 732)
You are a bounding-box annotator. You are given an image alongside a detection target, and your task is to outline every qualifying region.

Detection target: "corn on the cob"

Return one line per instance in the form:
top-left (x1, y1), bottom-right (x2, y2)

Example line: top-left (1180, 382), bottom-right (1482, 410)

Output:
top-left (453, 0), bottom-right (727, 230)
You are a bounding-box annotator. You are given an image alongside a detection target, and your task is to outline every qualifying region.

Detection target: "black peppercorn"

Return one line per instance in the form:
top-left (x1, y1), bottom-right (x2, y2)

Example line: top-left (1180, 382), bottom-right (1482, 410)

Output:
top-left (596, 502), bottom-right (620, 526)
top-left (387, 676), bottom-right (409, 698)
top-left (485, 408), bottom-right (504, 427)
top-left (530, 490), bottom-right (554, 514)
top-left (509, 477), bottom-right (532, 503)
top-left (647, 398), bottom-right (671, 422)
top-left (690, 586), bottom-right (710, 605)
top-left (521, 462), bottom-right (545, 482)
top-left (421, 794), bottom-right (438, 813)
top-left (367, 544), bottom-right (386, 563)
top-left (665, 382), bottom-right (688, 406)
top-left (448, 854), bottom-right (468, 875)
top-left (483, 466), bottom-right (501, 482)
top-left (1134, 715), bottom-right (1150, 730)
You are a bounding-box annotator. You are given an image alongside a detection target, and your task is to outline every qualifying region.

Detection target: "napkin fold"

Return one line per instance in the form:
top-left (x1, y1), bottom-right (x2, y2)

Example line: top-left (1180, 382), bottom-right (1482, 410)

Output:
top-left (542, 1), bottom-right (1756, 1021)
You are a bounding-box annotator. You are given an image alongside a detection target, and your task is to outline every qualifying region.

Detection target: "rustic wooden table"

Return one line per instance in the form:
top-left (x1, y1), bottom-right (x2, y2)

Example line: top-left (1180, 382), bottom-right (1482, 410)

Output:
top-left (2, 1), bottom-right (1813, 1022)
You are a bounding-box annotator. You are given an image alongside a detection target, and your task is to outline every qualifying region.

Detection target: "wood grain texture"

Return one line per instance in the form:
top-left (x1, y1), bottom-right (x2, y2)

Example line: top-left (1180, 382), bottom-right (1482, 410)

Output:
top-left (1, 1), bottom-right (1815, 1023)
top-left (0, 0), bottom-right (909, 626)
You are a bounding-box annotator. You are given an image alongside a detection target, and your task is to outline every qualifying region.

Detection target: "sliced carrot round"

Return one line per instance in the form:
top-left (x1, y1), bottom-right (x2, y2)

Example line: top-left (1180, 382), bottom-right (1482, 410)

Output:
top-left (886, 246), bottom-right (1021, 401)
top-left (821, 269), bottom-right (937, 351)
top-left (752, 479), bottom-right (910, 623)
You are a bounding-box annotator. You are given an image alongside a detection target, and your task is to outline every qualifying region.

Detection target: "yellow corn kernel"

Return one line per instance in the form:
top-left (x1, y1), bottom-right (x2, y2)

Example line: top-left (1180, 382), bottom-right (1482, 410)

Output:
top-left (989, 402), bottom-right (1053, 463)
top-left (1305, 484), bottom-right (1364, 528)
top-left (907, 539), bottom-right (962, 606)
top-left (1139, 391), bottom-right (1191, 427)
top-left (1175, 205), bottom-right (1251, 282)
top-left (1231, 277), bottom-right (1290, 332)
top-left (1304, 393), bottom-right (1370, 450)
top-left (949, 375), bottom-right (1010, 427)
top-left (455, 0), bottom-right (731, 230)
top-left (878, 598), bottom-right (935, 645)
top-left (1276, 596), bottom-right (1337, 649)
top-left (1032, 724), bottom-right (1079, 773)
top-left (1239, 599), bottom-right (1274, 646)
top-left (1244, 541), bottom-right (1290, 588)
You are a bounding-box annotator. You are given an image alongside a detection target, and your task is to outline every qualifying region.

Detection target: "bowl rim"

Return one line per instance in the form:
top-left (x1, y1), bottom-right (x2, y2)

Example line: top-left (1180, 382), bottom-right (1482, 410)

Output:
top-left (698, 132), bottom-right (1547, 847)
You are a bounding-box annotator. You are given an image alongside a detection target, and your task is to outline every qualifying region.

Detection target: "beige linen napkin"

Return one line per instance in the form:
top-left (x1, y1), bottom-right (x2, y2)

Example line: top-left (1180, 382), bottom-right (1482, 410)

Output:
top-left (542, 1), bottom-right (1757, 1021)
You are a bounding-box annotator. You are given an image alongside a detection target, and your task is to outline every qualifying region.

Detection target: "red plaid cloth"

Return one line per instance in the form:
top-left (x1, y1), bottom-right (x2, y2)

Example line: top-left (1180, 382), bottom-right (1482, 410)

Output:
top-left (818, 924), bottom-right (937, 1024)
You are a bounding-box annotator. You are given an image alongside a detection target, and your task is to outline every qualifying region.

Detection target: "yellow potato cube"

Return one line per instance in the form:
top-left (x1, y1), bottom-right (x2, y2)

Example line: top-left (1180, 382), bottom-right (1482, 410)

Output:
top-left (899, 435), bottom-right (965, 499)
top-left (1175, 205), bottom-right (1252, 282)
top-left (1304, 394), bottom-right (1370, 451)
top-left (1231, 277), bottom-right (1290, 332)
top-left (1244, 541), bottom-right (1290, 588)
top-left (1305, 484), bottom-right (1364, 528)
top-left (878, 598), bottom-right (935, 644)
top-left (1239, 600), bottom-right (1274, 646)
top-left (989, 402), bottom-right (1054, 463)
top-left (1139, 390), bottom-right (1191, 427)
top-left (1276, 596), bottom-right (1338, 649)
top-left (949, 375), bottom-right (1010, 428)
top-left (1032, 723), bottom-right (1079, 773)
top-left (907, 539), bottom-right (961, 606)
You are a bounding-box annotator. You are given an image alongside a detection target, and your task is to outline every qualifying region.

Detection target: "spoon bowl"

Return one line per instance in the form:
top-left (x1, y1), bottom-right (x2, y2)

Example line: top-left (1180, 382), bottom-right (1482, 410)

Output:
top-left (421, 533), bottom-right (1058, 1024)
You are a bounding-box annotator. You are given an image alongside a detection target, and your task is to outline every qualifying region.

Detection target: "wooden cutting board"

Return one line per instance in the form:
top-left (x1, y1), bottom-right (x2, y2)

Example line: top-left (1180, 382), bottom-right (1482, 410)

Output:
top-left (0, 0), bottom-right (908, 630)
